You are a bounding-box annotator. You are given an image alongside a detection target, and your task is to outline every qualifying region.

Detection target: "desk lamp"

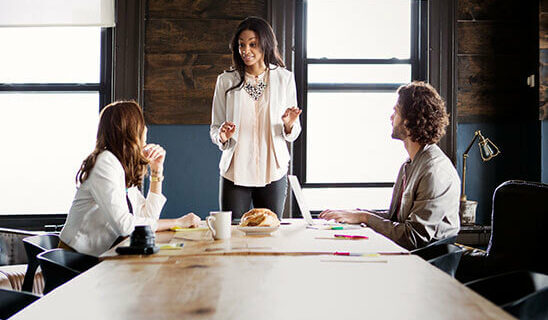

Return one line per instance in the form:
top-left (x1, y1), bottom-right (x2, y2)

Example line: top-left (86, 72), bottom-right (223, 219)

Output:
top-left (460, 130), bottom-right (500, 225)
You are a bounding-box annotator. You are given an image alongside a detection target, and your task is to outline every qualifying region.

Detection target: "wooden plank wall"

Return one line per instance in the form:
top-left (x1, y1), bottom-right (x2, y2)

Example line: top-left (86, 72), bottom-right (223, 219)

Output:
top-left (541, 0), bottom-right (548, 120)
top-left (457, 0), bottom-right (537, 122)
top-left (144, 0), bottom-right (267, 124)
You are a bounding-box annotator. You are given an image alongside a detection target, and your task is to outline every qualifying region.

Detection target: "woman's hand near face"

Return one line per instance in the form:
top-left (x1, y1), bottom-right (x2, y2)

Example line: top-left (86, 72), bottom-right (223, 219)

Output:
top-left (176, 212), bottom-right (201, 228)
top-left (282, 107), bottom-right (302, 133)
top-left (219, 121), bottom-right (236, 143)
top-left (143, 144), bottom-right (166, 175)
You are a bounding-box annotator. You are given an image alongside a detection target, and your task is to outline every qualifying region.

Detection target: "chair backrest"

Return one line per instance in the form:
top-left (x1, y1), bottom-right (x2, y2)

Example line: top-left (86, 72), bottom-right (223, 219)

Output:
top-left (419, 235), bottom-right (457, 251)
top-left (486, 180), bottom-right (548, 274)
top-left (37, 249), bottom-right (99, 294)
top-left (21, 234), bottom-right (59, 292)
top-left (0, 288), bottom-right (40, 319)
top-left (412, 243), bottom-right (464, 277)
top-left (23, 235), bottom-right (60, 255)
top-left (504, 286), bottom-right (548, 320)
top-left (410, 235), bottom-right (457, 258)
top-left (465, 270), bottom-right (548, 308)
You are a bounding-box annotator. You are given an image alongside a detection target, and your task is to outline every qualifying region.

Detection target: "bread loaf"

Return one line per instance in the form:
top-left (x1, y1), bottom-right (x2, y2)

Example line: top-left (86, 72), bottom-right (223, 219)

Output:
top-left (240, 208), bottom-right (280, 227)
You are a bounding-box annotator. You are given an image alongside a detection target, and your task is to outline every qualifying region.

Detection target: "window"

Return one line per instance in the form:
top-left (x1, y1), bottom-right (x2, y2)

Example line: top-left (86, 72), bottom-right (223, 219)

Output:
top-left (294, 0), bottom-right (426, 211)
top-left (0, 27), bottom-right (111, 215)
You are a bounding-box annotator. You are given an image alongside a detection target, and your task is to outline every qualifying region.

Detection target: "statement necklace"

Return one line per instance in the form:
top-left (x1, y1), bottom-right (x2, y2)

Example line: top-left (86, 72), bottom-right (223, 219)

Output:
top-left (243, 70), bottom-right (268, 101)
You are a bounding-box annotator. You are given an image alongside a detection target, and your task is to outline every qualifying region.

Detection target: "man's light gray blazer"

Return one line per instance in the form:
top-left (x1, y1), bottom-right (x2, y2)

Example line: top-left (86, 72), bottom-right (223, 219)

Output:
top-left (366, 144), bottom-right (461, 250)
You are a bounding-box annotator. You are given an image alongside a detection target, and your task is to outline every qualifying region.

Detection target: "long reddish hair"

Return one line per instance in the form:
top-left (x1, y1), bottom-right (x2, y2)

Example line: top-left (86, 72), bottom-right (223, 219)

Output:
top-left (76, 101), bottom-right (148, 188)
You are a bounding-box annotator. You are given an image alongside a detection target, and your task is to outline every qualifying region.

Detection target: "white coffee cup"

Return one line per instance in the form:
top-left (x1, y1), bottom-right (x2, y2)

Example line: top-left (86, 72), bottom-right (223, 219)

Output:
top-left (206, 211), bottom-right (232, 240)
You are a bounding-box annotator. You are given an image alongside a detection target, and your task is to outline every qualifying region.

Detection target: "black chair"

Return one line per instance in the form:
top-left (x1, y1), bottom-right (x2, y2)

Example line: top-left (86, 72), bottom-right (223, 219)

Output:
top-left (0, 288), bottom-right (40, 319)
top-left (456, 181), bottom-right (548, 282)
top-left (465, 270), bottom-right (548, 319)
top-left (419, 235), bottom-right (457, 249)
top-left (37, 249), bottom-right (99, 294)
top-left (486, 181), bottom-right (548, 272)
top-left (505, 286), bottom-right (548, 320)
top-left (412, 241), bottom-right (464, 277)
top-left (21, 234), bottom-right (59, 293)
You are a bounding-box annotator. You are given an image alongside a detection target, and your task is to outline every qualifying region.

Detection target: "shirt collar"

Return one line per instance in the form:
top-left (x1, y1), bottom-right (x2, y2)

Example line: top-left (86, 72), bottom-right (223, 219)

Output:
top-left (407, 144), bottom-right (431, 167)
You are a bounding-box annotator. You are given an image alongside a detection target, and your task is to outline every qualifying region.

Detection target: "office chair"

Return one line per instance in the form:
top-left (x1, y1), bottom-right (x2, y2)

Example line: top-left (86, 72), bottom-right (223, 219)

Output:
top-left (456, 180), bottom-right (548, 282)
top-left (21, 234), bottom-right (60, 293)
top-left (465, 270), bottom-right (548, 319)
top-left (37, 249), bottom-right (99, 294)
top-left (487, 181), bottom-right (548, 272)
top-left (504, 286), bottom-right (548, 320)
top-left (420, 235), bottom-right (458, 249)
top-left (411, 242), bottom-right (464, 277)
top-left (0, 288), bottom-right (40, 319)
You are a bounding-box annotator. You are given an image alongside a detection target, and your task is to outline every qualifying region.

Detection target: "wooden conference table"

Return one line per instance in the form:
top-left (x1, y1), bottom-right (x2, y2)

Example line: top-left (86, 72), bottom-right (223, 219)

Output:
top-left (11, 220), bottom-right (514, 320)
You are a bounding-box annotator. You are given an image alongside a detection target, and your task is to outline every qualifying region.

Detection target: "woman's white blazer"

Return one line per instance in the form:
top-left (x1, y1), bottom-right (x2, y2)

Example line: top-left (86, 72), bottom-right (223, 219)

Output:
top-left (210, 65), bottom-right (301, 175)
top-left (59, 151), bottom-right (166, 257)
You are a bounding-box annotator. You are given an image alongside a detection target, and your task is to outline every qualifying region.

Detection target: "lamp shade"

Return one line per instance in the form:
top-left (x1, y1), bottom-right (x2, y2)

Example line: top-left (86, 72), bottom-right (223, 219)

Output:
top-left (478, 137), bottom-right (500, 161)
top-left (460, 130), bottom-right (501, 202)
top-left (0, 0), bottom-right (115, 27)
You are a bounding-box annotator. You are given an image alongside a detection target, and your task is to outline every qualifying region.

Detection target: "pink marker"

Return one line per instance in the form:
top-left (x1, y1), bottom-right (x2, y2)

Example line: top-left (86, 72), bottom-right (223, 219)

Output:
top-left (334, 234), bottom-right (368, 240)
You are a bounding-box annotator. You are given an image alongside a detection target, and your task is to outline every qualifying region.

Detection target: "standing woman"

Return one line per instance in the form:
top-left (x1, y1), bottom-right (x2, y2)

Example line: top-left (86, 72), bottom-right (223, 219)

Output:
top-left (210, 16), bottom-right (302, 220)
top-left (60, 101), bottom-right (200, 257)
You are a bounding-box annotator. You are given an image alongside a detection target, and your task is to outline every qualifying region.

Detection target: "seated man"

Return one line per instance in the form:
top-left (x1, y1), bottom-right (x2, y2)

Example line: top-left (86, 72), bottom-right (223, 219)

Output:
top-left (320, 81), bottom-right (460, 250)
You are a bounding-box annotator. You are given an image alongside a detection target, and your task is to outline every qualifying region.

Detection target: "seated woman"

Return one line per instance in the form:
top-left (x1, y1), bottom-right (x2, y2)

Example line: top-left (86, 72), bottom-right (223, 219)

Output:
top-left (59, 101), bottom-right (200, 256)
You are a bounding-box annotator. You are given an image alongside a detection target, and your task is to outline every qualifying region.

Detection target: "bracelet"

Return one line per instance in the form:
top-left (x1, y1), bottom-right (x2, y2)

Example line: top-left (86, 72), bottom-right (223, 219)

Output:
top-left (150, 175), bottom-right (164, 182)
top-left (151, 168), bottom-right (163, 176)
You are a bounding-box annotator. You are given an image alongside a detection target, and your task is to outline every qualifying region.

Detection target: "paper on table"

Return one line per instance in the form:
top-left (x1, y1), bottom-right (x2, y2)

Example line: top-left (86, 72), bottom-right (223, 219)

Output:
top-left (306, 225), bottom-right (363, 230)
top-left (320, 258), bottom-right (388, 263)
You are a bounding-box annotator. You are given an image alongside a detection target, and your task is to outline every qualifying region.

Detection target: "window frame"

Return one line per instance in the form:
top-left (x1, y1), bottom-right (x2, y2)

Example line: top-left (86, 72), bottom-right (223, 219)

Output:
top-left (0, 28), bottom-right (112, 109)
top-left (0, 27), bottom-right (113, 229)
top-left (292, 0), bottom-right (427, 204)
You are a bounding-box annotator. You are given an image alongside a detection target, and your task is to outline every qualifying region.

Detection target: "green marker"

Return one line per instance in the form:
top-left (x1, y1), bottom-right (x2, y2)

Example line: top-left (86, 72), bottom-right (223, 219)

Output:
top-left (330, 226), bottom-right (344, 230)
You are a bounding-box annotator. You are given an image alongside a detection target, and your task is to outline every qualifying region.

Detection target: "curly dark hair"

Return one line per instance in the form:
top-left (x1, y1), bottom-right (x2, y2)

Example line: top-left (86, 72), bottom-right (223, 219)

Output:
top-left (396, 81), bottom-right (449, 145)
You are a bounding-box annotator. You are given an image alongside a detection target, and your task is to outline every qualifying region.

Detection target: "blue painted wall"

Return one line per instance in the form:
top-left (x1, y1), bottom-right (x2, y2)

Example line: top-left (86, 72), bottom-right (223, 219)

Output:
top-left (543, 120), bottom-right (548, 183)
top-left (147, 125), bottom-right (221, 219)
top-left (147, 121), bottom-right (546, 223)
top-left (457, 121), bottom-right (542, 225)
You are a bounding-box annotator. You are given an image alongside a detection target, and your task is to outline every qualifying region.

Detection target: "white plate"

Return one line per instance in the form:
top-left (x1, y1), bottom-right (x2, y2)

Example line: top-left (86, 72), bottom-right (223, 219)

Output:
top-left (237, 226), bottom-right (279, 235)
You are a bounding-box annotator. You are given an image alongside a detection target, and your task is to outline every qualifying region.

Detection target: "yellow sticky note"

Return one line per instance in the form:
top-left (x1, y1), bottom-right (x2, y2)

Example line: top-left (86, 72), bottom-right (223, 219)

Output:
top-left (159, 243), bottom-right (184, 250)
top-left (170, 227), bottom-right (208, 232)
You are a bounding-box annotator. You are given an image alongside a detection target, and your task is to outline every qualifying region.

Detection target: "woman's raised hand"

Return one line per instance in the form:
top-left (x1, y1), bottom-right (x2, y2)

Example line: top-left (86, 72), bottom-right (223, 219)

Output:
top-left (176, 212), bottom-right (201, 228)
top-left (219, 121), bottom-right (236, 143)
top-left (143, 144), bottom-right (166, 174)
top-left (282, 106), bottom-right (302, 133)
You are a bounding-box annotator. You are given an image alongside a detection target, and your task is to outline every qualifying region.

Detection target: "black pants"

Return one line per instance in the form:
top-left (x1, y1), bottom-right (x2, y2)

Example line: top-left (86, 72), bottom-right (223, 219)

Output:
top-left (220, 175), bottom-right (287, 220)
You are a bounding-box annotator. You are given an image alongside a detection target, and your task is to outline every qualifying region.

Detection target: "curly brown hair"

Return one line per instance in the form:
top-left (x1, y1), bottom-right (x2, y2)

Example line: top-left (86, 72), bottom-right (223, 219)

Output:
top-left (76, 101), bottom-right (149, 188)
top-left (396, 81), bottom-right (449, 145)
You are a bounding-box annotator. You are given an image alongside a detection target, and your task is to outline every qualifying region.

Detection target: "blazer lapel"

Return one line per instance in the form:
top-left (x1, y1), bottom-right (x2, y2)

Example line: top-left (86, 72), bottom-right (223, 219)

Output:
top-left (231, 73), bottom-right (241, 142)
top-left (268, 65), bottom-right (279, 126)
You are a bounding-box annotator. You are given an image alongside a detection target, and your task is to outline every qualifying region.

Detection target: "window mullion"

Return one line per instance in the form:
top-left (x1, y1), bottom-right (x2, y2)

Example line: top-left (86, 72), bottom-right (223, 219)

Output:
top-left (308, 84), bottom-right (403, 91)
top-left (307, 58), bottom-right (412, 65)
top-left (0, 84), bottom-right (101, 91)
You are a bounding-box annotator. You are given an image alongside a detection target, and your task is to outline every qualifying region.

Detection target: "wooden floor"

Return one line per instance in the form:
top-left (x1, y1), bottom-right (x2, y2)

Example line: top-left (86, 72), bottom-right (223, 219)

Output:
top-left (11, 220), bottom-right (515, 320)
